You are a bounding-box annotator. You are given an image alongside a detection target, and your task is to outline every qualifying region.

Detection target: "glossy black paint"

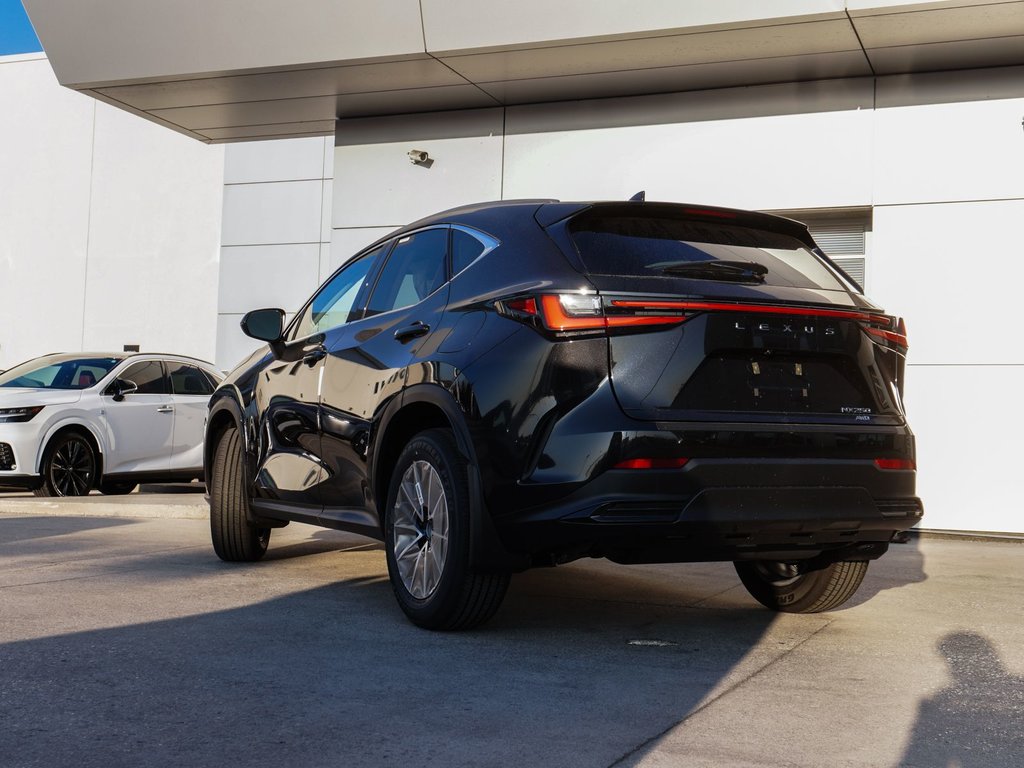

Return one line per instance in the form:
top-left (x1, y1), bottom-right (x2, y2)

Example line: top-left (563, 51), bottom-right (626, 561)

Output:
top-left (206, 200), bottom-right (920, 571)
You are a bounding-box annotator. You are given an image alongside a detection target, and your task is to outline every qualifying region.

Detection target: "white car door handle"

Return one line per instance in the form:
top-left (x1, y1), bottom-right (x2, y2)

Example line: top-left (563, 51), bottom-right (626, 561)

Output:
top-left (156, 406), bottom-right (174, 413)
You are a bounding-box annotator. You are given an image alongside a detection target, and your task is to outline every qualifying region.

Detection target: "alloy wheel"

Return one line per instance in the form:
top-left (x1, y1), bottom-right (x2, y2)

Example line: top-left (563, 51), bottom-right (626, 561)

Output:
top-left (391, 459), bottom-right (450, 599)
top-left (49, 437), bottom-right (94, 496)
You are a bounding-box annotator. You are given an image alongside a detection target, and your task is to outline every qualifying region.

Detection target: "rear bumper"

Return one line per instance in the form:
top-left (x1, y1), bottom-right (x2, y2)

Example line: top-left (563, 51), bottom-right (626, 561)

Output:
top-left (495, 457), bottom-right (922, 565)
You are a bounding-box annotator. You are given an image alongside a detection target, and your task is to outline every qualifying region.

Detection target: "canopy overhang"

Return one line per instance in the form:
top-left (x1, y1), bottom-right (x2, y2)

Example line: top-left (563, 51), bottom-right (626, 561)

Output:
top-left (23, 0), bottom-right (1024, 143)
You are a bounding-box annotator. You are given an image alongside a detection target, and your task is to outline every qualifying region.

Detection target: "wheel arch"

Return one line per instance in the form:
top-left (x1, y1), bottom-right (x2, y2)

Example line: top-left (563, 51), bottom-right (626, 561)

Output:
top-left (372, 386), bottom-right (468, 515)
top-left (372, 384), bottom-right (528, 572)
top-left (205, 395), bottom-right (244, 495)
top-left (35, 420), bottom-right (106, 480)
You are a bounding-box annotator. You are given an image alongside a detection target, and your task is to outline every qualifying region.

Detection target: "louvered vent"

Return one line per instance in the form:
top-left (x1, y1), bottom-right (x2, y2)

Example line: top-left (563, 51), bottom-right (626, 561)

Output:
top-left (832, 257), bottom-right (866, 287)
top-left (808, 222), bottom-right (866, 256)
top-left (765, 208), bottom-right (871, 290)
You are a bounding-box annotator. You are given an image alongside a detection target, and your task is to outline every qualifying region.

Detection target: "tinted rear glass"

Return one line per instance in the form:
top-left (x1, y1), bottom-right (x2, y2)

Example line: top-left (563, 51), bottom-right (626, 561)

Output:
top-left (568, 212), bottom-right (850, 291)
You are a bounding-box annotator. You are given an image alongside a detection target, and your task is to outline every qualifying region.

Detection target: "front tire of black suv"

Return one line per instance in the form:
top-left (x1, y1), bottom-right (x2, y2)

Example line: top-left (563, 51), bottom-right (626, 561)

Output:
top-left (384, 428), bottom-right (509, 630)
top-left (735, 559), bottom-right (868, 613)
top-left (210, 425), bottom-right (270, 562)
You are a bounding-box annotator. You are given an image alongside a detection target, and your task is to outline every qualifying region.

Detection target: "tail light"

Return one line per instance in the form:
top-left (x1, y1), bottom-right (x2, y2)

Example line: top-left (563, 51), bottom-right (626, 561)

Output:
top-left (497, 293), bottom-right (691, 335)
top-left (498, 293), bottom-right (908, 351)
top-left (875, 458), bottom-right (916, 471)
top-left (863, 316), bottom-right (909, 351)
top-left (614, 457), bottom-right (689, 470)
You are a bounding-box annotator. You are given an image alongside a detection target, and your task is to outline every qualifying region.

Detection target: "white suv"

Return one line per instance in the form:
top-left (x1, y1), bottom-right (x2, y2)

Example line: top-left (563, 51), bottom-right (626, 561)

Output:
top-left (0, 353), bottom-right (221, 496)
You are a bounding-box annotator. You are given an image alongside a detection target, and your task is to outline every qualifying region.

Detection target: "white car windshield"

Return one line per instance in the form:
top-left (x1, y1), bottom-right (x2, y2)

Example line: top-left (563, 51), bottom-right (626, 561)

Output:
top-left (0, 356), bottom-right (123, 390)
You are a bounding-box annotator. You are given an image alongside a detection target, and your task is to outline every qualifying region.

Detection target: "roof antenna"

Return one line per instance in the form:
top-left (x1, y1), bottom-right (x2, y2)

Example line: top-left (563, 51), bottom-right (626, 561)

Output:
top-left (629, 190), bottom-right (645, 202)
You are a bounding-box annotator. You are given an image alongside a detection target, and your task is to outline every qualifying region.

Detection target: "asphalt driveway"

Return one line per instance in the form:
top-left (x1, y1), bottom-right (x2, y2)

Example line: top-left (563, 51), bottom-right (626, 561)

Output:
top-left (0, 500), bottom-right (1021, 767)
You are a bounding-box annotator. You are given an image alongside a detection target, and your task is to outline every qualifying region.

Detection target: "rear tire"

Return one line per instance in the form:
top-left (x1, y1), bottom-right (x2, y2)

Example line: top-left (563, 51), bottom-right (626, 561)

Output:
top-left (34, 432), bottom-right (96, 497)
top-left (735, 559), bottom-right (868, 613)
top-left (209, 425), bottom-right (269, 562)
top-left (384, 428), bottom-right (509, 630)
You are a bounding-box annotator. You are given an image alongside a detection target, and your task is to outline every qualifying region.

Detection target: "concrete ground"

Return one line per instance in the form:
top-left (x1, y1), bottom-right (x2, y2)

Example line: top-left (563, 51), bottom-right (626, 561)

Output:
top-left (0, 493), bottom-right (1021, 768)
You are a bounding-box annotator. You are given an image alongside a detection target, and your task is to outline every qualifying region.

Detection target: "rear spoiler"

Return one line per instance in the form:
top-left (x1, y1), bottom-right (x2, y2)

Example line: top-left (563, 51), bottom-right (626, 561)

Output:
top-left (535, 200), bottom-right (864, 293)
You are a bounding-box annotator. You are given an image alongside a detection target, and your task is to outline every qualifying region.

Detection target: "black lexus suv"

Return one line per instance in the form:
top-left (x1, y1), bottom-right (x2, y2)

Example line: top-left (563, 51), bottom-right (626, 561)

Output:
top-left (206, 199), bottom-right (921, 629)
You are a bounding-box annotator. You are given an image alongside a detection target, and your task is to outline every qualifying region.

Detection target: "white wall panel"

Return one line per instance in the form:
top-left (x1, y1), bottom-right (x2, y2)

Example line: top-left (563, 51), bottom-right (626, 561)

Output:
top-left (327, 228), bottom-right (397, 275)
top-left (320, 180), bottom-right (334, 243)
top-left (904, 364), bottom-right (1024, 533)
top-left (322, 136), bottom-right (336, 180)
top-left (319, 244), bottom-right (333, 284)
top-left (333, 110), bottom-right (504, 228)
top-left (0, 56), bottom-right (223, 369)
top-left (82, 102), bottom-right (223, 361)
top-left (218, 245), bottom-right (320, 315)
top-left (503, 106), bottom-right (874, 211)
top-left (221, 180), bottom-right (324, 246)
top-left (218, 140), bottom-right (334, 369)
top-left (0, 57), bottom-right (93, 367)
top-left (873, 98), bottom-right (1024, 205)
top-left (215, 314), bottom-right (261, 373)
top-left (224, 136), bottom-right (330, 184)
top-left (869, 200), bottom-right (1024, 366)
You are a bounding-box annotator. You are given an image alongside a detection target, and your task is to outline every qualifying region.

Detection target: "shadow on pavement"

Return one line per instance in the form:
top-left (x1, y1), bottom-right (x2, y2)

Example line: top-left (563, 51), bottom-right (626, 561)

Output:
top-left (1, 559), bottom-right (779, 768)
top-left (262, 535), bottom-right (383, 562)
top-left (899, 631), bottom-right (1024, 767)
top-left (0, 515), bottom-right (135, 546)
top-left (138, 483), bottom-right (206, 494)
top-left (845, 532), bottom-right (928, 608)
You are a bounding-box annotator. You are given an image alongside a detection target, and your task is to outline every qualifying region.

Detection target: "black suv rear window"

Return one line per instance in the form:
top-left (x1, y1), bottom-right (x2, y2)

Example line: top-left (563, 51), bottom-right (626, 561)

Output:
top-left (568, 211), bottom-right (851, 291)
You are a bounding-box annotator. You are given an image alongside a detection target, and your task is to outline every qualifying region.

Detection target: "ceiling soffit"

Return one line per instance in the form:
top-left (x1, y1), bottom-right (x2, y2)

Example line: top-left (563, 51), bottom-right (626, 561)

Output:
top-left (24, 1), bottom-right (1024, 142)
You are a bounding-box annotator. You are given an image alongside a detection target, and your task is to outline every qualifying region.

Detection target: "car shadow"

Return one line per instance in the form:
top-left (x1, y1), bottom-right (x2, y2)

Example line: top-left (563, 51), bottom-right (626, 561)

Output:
top-left (0, 514), bottom-right (135, 546)
top-left (138, 483), bottom-right (206, 494)
top-left (842, 530), bottom-right (928, 609)
top-left (1, 553), bottom-right (781, 768)
top-left (261, 534), bottom-right (382, 562)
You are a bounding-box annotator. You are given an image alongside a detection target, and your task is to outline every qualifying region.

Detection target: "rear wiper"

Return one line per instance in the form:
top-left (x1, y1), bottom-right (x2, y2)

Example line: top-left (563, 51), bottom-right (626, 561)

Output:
top-left (649, 260), bottom-right (768, 282)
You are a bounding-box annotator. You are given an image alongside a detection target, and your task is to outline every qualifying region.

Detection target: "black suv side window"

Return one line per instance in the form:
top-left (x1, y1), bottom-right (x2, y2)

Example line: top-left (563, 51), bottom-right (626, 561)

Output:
top-left (364, 228), bottom-right (448, 317)
top-left (291, 245), bottom-right (384, 340)
top-left (117, 360), bottom-right (168, 395)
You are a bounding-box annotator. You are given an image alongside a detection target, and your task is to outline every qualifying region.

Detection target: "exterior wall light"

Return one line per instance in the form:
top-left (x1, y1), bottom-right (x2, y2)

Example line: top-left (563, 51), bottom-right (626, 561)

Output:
top-left (408, 149), bottom-right (431, 166)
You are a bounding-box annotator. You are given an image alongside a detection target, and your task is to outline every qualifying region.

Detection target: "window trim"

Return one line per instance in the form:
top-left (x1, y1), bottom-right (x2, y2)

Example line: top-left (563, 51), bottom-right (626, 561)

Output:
top-left (110, 358), bottom-right (169, 396)
top-left (449, 224), bottom-right (500, 279)
top-left (283, 222), bottom-right (500, 341)
top-left (286, 241), bottom-right (392, 342)
top-left (167, 362), bottom-right (217, 397)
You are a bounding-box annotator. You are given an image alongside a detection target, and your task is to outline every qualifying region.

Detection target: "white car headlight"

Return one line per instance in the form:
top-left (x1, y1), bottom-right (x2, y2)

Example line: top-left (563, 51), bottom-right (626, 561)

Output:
top-left (0, 406), bottom-right (44, 423)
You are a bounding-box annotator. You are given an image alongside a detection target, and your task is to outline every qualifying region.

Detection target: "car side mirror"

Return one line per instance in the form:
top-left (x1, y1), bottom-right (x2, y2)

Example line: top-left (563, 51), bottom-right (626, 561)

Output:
top-left (109, 378), bottom-right (138, 402)
top-left (241, 308), bottom-right (286, 344)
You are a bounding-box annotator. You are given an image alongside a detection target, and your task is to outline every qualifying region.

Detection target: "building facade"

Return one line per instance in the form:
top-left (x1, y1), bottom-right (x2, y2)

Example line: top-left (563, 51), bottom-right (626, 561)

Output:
top-left (6, 1), bottom-right (1024, 532)
top-left (0, 51), bottom-right (224, 366)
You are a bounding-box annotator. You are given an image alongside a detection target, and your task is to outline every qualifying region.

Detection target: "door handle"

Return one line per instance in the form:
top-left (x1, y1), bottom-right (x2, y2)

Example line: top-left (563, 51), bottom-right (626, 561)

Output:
top-left (394, 322), bottom-right (430, 343)
top-left (156, 406), bottom-right (174, 413)
top-left (302, 346), bottom-right (327, 367)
